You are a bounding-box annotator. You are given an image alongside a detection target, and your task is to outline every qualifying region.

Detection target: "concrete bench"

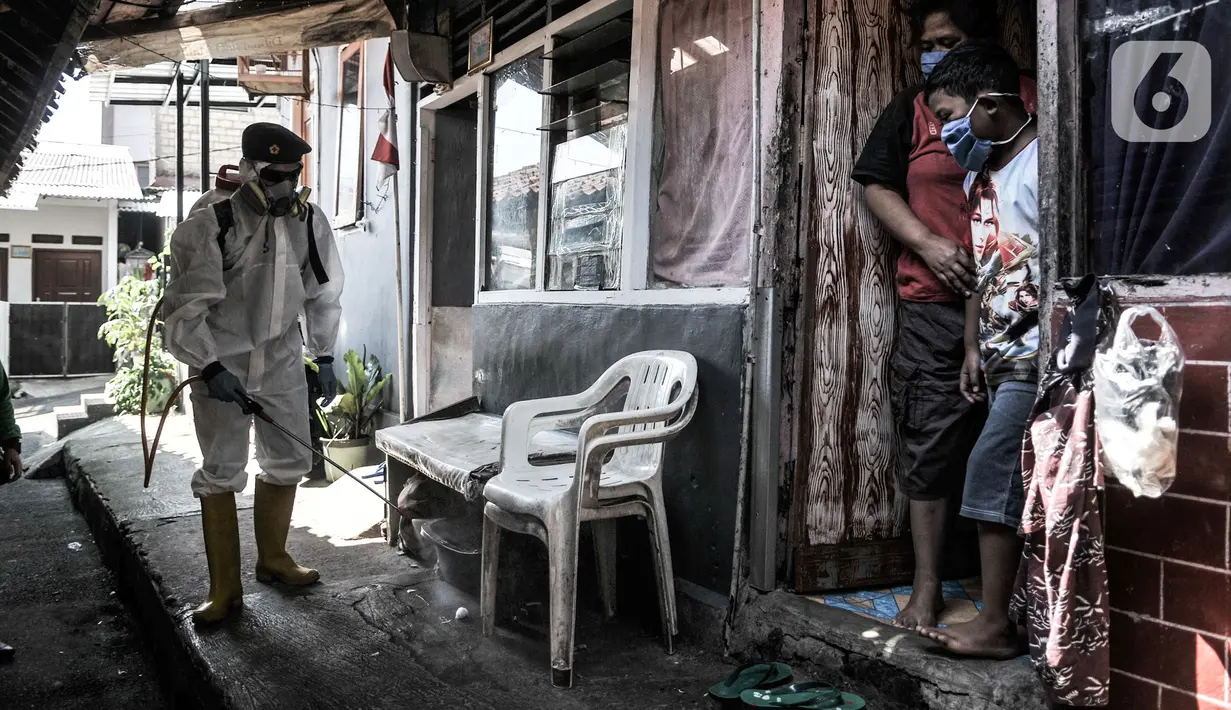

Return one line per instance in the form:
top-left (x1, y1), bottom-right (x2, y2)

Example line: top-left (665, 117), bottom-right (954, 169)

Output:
top-left (374, 411), bottom-right (578, 546)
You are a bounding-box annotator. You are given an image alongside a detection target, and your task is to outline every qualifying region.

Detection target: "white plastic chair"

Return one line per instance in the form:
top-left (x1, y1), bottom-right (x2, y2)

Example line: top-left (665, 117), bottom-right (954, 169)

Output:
top-left (480, 350), bottom-right (699, 688)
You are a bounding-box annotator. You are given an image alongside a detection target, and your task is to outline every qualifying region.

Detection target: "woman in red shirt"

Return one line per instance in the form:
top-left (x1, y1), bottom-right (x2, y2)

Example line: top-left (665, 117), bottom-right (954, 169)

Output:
top-left (851, 0), bottom-right (1036, 631)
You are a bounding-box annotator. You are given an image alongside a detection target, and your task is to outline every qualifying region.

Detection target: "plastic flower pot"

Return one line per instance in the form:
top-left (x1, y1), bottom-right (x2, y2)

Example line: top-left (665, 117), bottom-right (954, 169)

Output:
top-left (321, 436), bottom-right (373, 482)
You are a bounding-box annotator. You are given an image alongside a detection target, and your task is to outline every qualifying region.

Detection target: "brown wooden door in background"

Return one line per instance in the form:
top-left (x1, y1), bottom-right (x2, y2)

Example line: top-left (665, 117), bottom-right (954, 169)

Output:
top-left (789, 0), bottom-right (1037, 592)
top-left (1, 248), bottom-right (8, 301)
top-left (33, 249), bottom-right (102, 303)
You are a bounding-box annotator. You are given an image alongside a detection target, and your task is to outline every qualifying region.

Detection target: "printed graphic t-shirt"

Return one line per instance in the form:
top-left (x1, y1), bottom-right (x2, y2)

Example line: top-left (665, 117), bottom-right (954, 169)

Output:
top-left (853, 77), bottom-right (1038, 303)
top-left (963, 139), bottom-right (1040, 386)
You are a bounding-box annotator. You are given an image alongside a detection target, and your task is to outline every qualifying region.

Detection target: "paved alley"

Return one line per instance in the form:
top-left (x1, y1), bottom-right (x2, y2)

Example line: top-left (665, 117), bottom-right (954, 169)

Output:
top-left (0, 477), bottom-right (167, 708)
top-left (44, 415), bottom-right (733, 709)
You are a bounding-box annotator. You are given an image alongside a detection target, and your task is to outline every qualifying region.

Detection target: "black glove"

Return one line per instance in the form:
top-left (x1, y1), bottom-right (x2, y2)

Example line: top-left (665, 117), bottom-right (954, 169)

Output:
top-left (313, 359), bottom-right (338, 400)
top-left (202, 362), bottom-right (254, 414)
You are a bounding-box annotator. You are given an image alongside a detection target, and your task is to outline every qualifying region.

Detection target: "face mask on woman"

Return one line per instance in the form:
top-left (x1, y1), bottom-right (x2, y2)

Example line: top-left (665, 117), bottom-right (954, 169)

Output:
top-left (940, 93), bottom-right (1032, 172)
top-left (921, 50), bottom-right (947, 78)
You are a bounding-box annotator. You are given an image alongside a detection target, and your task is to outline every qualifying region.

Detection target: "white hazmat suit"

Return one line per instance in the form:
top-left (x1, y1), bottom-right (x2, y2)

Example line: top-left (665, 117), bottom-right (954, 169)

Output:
top-left (163, 160), bottom-right (344, 497)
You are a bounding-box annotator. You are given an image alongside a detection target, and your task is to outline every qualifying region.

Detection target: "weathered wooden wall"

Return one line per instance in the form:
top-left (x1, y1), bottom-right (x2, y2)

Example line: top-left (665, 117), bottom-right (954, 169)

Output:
top-left (1000, 0), bottom-right (1037, 72)
top-left (796, 0), bottom-right (905, 556)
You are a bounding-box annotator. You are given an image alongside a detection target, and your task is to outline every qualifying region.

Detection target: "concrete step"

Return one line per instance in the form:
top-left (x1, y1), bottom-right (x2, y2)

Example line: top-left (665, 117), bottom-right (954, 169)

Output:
top-left (729, 591), bottom-right (1048, 710)
top-left (54, 406), bottom-right (92, 440)
top-left (80, 393), bottom-right (115, 420)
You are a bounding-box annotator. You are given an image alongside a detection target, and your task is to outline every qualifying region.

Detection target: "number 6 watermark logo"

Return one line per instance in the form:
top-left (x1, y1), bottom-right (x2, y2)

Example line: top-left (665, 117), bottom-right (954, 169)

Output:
top-left (1111, 40), bottom-right (1212, 143)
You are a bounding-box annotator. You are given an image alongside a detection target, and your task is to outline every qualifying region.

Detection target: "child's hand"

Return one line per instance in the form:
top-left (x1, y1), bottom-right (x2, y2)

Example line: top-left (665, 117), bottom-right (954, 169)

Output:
top-left (960, 349), bottom-right (986, 404)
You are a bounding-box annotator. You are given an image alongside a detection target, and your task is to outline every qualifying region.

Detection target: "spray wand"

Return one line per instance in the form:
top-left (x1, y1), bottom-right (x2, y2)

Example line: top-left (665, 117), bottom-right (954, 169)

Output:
top-left (139, 300), bottom-right (413, 521)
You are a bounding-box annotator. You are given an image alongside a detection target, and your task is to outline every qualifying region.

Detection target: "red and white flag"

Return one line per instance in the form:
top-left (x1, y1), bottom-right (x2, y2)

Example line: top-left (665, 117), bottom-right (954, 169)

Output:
top-left (371, 49), bottom-right (399, 183)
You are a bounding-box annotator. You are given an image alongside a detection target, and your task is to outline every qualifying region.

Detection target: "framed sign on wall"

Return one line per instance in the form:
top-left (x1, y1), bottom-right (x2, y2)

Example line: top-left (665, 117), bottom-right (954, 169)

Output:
top-left (468, 18), bottom-right (494, 74)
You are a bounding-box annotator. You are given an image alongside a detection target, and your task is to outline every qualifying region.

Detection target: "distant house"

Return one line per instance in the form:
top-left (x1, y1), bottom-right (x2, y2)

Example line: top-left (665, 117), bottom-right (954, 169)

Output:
top-left (0, 141), bottom-right (142, 303)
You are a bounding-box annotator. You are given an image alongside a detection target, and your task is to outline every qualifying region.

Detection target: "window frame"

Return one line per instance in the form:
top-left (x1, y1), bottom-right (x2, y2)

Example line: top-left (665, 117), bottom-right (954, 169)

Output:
top-left (416, 0), bottom-right (751, 307)
top-left (292, 97), bottom-right (313, 189)
top-left (334, 41), bottom-right (366, 228)
top-left (1040, 0), bottom-right (1231, 352)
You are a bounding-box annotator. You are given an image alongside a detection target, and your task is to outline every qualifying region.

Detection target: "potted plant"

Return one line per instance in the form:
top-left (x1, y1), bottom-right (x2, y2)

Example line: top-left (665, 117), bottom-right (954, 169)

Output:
top-left (98, 246), bottom-right (178, 415)
top-left (320, 348), bottom-right (392, 482)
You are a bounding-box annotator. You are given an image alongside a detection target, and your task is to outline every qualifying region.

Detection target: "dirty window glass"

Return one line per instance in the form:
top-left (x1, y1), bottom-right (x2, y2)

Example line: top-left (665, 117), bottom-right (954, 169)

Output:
top-left (651, 0), bottom-right (753, 288)
top-left (548, 124), bottom-right (626, 291)
top-left (486, 52), bottom-right (544, 291)
top-left (336, 45), bottom-right (364, 228)
top-left (1084, 1), bottom-right (1231, 275)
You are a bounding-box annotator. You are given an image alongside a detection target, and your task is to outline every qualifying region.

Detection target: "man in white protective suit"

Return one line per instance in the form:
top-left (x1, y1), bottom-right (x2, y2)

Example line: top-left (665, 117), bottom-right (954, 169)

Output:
top-left (163, 122), bottom-right (344, 624)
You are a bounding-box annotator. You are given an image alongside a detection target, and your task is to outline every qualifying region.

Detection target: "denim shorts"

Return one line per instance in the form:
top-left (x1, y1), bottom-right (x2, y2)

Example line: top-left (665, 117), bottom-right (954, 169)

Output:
top-left (961, 380), bottom-right (1037, 528)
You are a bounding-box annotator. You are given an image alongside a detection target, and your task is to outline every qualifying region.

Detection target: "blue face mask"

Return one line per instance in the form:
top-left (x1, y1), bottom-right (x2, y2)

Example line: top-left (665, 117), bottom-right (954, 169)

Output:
top-left (921, 50), bottom-right (947, 78)
top-left (940, 93), bottom-right (1031, 172)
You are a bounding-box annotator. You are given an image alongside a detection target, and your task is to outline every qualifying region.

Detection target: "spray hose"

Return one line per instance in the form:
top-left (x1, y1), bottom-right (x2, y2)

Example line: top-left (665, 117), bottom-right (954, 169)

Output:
top-left (141, 296), bottom-right (200, 488)
top-left (139, 302), bottom-right (413, 521)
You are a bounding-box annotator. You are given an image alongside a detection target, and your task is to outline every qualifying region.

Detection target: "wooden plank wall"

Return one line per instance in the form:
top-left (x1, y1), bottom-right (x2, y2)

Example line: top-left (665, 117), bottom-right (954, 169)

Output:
top-left (797, 0), bottom-right (905, 552)
top-left (791, 0), bottom-right (1036, 563)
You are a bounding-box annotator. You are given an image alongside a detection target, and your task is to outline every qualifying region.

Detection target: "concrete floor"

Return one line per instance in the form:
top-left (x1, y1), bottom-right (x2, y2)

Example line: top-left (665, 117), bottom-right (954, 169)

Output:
top-left (0, 477), bottom-right (167, 708)
top-left (1, 376), bottom-right (165, 708)
top-left (3, 380), bottom-right (1050, 709)
top-left (59, 415), bottom-right (733, 709)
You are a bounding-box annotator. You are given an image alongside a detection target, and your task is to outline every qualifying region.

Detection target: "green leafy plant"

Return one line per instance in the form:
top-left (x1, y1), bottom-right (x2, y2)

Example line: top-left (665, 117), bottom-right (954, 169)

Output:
top-left (323, 348), bottom-right (392, 440)
top-left (98, 246), bottom-right (177, 414)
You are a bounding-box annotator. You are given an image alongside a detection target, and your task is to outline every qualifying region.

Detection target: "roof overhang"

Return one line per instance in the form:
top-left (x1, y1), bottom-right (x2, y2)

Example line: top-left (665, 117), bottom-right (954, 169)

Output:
top-left (0, 0), bottom-right (101, 196)
top-left (80, 0), bottom-right (396, 72)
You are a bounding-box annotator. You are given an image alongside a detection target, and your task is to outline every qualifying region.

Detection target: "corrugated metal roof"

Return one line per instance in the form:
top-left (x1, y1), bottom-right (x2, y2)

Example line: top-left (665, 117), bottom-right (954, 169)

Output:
top-left (9, 141), bottom-right (144, 201)
top-left (118, 194), bottom-right (163, 213)
top-left (90, 61), bottom-right (264, 108)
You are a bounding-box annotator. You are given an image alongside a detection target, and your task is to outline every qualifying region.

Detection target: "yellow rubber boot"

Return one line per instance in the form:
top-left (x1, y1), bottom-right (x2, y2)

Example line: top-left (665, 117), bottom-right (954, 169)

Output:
top-left (253, 479), bottom-right (320, 585)
top-left (193, 492), bottom-right (244, 624)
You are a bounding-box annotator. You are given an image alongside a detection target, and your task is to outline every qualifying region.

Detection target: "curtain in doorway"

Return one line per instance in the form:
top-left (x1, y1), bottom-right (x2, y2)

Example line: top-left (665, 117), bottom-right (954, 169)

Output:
top-left (1085, 1), bottom-right (1231, 275)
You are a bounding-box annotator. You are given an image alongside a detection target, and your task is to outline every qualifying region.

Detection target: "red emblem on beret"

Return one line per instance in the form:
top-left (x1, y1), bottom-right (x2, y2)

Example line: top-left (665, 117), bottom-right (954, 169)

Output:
top-left (269, 144), bottom-right (281, 155)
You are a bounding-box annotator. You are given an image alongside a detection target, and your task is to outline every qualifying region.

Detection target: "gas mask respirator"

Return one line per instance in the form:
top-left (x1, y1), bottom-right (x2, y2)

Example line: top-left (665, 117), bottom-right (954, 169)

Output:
top-left (259, 164), bottom-right (306, 217)
top-left (241, 161), bottom-right (310, 218)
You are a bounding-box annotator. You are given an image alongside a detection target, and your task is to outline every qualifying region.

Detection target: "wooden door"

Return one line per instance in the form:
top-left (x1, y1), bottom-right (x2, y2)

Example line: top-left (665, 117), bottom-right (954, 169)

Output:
top-left (789, 0), bottom-right (1037, 592)
top-left (33, 250), bottom-right (102, 303)
top-left (1, 248), bottom-right (7, 301)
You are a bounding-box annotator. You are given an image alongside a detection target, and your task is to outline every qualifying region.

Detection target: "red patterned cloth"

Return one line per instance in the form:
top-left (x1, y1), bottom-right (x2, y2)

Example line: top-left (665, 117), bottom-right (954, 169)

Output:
top-left (1012, 384), bottom-right (1110, 706)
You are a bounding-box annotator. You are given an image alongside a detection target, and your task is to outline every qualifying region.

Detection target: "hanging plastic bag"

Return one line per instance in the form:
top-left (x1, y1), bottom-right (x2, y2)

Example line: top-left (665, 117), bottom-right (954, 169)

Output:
top-left (1092, 307), bottom-right (1184, 497)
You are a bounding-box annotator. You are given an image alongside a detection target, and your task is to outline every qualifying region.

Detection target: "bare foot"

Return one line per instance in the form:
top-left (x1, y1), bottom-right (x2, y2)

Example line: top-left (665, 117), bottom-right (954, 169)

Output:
top-left (918, 617), bottom-right (1023, 660)
top-left (893, 587), bottom-right (944, 630)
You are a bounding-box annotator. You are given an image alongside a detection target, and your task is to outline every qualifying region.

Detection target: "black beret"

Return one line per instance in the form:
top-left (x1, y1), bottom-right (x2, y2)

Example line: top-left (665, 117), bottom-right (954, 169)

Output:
top-left (242, 122), bottom-right (312, 164)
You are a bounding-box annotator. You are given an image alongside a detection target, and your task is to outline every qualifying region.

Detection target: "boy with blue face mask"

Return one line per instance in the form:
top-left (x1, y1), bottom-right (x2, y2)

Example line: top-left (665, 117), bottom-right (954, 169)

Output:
top-left (918, 41), bottom-right (1039, 659)
top-left (851, 1), bottom-right (1036, 632)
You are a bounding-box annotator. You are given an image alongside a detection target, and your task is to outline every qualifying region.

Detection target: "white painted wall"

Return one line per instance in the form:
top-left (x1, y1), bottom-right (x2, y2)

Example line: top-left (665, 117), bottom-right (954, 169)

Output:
top-left (104, 105), bottom-right (156, 163)
top-left (0, 197), bottom-right (115, 302)
top-left (309, 39), bottom-right (407, 410)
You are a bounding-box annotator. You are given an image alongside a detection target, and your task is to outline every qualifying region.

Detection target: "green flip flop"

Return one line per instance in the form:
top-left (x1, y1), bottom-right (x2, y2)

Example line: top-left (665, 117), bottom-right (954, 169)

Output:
top-left (740, 681), bottom-right (866, 709)
top-left (708, 662), bottom-right (794, 700)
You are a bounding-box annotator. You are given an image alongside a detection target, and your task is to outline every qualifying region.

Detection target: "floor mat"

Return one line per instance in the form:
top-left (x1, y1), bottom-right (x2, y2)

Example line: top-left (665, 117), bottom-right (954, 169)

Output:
top-left (806, 578), bottom-right (983, 626)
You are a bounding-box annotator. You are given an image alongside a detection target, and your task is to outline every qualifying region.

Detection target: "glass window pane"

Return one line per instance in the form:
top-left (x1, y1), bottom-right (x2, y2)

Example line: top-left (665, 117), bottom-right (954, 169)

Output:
top-left (651, 0), bottom-right (753, 288)
top-left (336, 50), bottom-right (363, 227)
top-left (487, 53), bottom-right (544, 291)
top-left (1083, 1), bottom-right (1231, 275)
top-left (547, 124), bottom-right (626, 290)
